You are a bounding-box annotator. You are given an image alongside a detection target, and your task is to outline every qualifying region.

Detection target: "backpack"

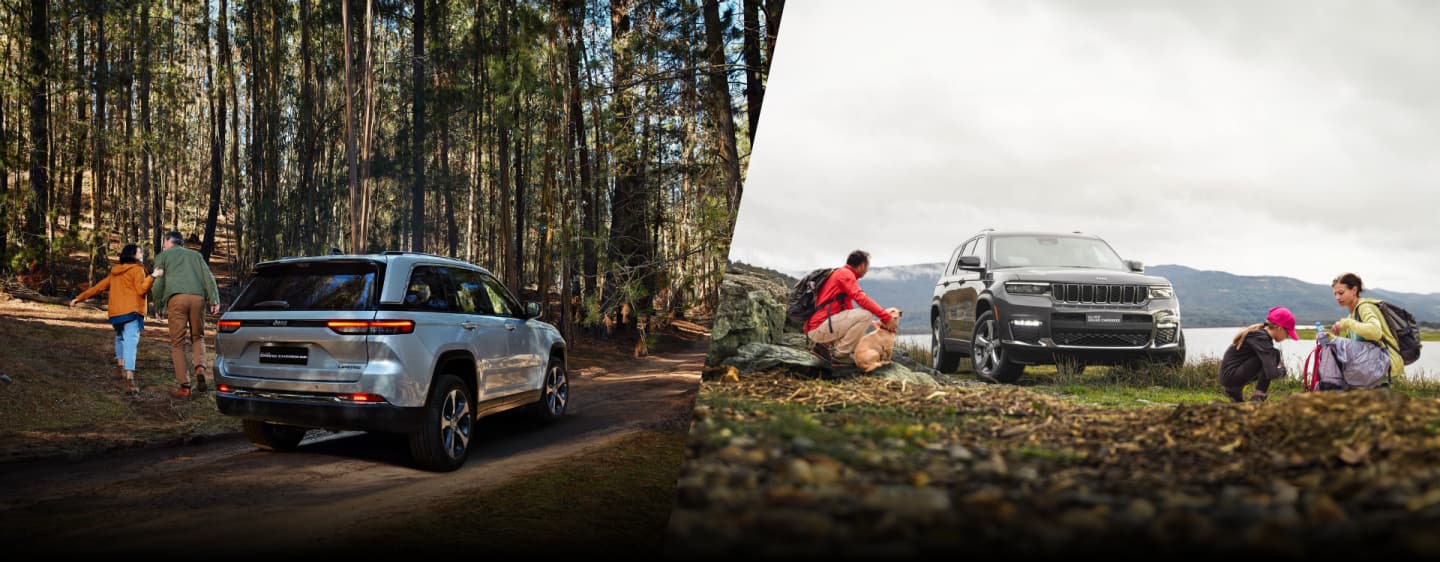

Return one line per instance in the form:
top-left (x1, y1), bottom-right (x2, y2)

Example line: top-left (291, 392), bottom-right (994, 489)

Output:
top-left (1362, 300), bottom-right (1423, 365)
top-left (786, 268), bottom-right (840, 325)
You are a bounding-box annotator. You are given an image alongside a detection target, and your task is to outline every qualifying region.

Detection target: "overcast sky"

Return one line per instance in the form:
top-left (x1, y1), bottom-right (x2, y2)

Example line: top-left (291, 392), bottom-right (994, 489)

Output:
top-left (728, 0), bottom-right (1440, 294)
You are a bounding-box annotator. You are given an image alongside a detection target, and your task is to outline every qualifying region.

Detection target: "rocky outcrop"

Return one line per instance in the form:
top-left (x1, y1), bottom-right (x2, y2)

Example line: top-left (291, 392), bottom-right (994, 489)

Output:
top-left (705, 264), bottom-right (793, 366)
top-left (721, 342), bottom-right (943, 385)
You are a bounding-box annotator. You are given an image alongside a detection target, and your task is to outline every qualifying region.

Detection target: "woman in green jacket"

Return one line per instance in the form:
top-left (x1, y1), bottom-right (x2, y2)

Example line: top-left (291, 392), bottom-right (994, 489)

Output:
top-left (1323, 273), bottom-right (1403, 387)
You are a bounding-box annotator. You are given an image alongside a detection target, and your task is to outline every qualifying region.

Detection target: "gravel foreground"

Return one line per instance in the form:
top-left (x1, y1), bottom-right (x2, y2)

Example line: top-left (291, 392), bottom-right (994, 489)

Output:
top-left (664, 370), bottom-right (1440, 559)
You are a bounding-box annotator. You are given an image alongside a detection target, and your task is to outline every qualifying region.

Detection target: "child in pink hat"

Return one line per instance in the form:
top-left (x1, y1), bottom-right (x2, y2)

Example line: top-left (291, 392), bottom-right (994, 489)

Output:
top-left (1218, 306), bottom-right (1297, 402)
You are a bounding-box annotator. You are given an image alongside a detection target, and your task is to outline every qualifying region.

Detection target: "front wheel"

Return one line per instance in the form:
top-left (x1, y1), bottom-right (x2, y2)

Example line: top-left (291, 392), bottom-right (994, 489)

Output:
top-left (243, 420), bottom-right (308, 452)
top-left (409, 374), bottom-right (474, 472)
top-left (972, 310), bottom-right (1024, 384)
top-left (932, 314), bottom-right (962, 373)
top-left (529, 357), bottom-right (569, 423)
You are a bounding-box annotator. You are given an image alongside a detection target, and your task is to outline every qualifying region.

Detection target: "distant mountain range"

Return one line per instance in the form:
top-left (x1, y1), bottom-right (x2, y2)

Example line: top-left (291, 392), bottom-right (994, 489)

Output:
top-left (756, 262), bottom-right (1440, 333)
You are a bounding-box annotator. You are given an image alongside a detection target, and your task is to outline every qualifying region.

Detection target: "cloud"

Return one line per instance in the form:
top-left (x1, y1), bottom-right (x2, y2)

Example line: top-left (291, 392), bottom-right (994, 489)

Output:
top-left (732, 0), bottom-right (1440, 294)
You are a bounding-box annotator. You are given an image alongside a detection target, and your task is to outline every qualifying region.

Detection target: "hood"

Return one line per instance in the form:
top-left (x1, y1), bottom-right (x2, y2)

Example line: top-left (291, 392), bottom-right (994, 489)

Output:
top-left (1001, 267), bottom-right (1170, 285)
top-left (111, 263), bottom-right (145, 276)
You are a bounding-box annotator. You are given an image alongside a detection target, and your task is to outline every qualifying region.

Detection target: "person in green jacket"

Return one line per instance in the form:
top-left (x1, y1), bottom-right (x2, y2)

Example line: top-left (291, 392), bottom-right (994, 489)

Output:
top-left (1327, 272), bottom-right (1404, 380)
top-left (150, 231), bottom-right (221, 398)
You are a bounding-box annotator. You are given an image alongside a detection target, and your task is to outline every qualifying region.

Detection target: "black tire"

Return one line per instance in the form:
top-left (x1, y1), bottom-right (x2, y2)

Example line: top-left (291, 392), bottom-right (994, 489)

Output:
top-left (408, 374), bottom-right (474, 472)
top-left (529, 357), bottom-right (569, 423)
top-left (243, 419), bottom-right (308, 452)
top-left (931, 313), bottom-right (962, 373)
top-left (972, 310), bottom-right (1024, 384)
top-left (1167, 332), bottom-right (1187, 369)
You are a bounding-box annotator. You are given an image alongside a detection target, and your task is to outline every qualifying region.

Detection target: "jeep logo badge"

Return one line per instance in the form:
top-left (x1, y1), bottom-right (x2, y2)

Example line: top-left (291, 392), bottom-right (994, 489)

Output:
top-left (272, 320), bottom-right (288, 326)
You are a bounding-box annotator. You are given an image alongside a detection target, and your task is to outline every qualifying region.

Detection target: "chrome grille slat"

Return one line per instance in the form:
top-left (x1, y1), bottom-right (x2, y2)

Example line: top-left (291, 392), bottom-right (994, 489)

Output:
top-left (1051, 283), bottom-right (1149, 305)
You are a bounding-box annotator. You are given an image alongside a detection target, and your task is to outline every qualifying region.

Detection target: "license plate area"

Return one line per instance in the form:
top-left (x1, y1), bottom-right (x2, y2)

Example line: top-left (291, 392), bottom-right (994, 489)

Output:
top-left (259, 345), bottom-right (309, 365)
top-left (1085, 312), bottom-right (1122, 324)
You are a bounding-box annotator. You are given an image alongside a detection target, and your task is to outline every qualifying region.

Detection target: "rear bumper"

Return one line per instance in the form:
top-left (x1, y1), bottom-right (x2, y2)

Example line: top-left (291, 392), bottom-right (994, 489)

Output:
top-left (216, 392), bottom-right (427, 433)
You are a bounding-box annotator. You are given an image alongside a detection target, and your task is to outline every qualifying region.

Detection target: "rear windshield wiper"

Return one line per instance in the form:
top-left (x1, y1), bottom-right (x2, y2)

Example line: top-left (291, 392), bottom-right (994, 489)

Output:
top-left (253, 300), bottom-right (291, 309)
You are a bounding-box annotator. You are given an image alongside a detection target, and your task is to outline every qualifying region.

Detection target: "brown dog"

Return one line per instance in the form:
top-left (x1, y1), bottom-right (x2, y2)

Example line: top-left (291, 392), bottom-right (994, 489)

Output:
top-left (853, 308), bottom-right (902, 373)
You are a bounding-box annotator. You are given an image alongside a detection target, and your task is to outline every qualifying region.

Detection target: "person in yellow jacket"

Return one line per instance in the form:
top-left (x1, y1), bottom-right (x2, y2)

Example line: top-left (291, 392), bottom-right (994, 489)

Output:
top-left (1328, 272), bottom-right (1405, 379)
top-left (70, 244), bottom-right (159, 397)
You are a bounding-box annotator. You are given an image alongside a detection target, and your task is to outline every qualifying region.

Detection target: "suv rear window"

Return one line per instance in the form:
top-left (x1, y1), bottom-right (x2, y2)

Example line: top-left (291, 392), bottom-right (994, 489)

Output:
top-left (231, 261), bottom-right (382, 311)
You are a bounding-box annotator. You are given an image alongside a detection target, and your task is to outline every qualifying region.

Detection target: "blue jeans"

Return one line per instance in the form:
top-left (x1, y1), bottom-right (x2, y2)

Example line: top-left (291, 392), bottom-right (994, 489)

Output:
top-left (113, 318), bottom-right (142, 372)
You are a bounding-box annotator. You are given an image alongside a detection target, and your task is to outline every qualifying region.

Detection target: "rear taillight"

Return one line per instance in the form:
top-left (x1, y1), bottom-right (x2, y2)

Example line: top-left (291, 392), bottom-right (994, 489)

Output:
top-left (217, 384), bottom-right (234, 393)
top-left (327, 320), bottom-right (415, 335)
top-left (218, 320), bottom-right (242, 333)
top-left (344, 393), bottom-right (386, 403)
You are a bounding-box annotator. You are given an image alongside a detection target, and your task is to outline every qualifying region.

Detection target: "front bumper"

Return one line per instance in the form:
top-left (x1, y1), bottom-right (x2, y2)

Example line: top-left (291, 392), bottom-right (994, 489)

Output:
top-left (997, 297), bottom-right (1183, 366)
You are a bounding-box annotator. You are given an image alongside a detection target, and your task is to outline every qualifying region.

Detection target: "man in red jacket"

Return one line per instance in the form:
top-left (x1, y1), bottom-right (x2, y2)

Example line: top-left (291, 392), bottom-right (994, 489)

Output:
top-left (806, 250), bottom-right (898, 364)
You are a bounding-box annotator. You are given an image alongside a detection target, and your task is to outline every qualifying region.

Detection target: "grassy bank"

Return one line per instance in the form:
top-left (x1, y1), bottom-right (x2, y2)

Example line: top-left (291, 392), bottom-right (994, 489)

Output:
top-left (894, 340), bottom-right (1440, 408)
top-left (668, 365), bottom-right (1440, 558)
top-left (0, 296), bottom-right (235, 463)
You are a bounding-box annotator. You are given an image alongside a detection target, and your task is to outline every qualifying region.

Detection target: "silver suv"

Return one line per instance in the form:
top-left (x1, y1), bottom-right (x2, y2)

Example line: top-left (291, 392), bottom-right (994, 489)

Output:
top-left (931, 230), bottom-right (1185, 383)
top-left (213, 251), bottom-right (569, 471)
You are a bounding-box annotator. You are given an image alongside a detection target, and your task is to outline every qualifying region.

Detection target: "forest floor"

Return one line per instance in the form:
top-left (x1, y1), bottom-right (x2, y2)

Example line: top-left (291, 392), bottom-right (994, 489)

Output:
top-left (0, 241), bottom-right (709, 557)
top-left (666, 362), bottom-right (1440, 559)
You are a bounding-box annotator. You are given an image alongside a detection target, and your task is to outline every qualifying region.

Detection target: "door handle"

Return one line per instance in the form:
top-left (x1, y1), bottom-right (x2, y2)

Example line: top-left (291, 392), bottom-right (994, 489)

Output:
top-left (461, 322), bottom-right (478, 330)
top-left (505, 324), bottom-right (516, 331)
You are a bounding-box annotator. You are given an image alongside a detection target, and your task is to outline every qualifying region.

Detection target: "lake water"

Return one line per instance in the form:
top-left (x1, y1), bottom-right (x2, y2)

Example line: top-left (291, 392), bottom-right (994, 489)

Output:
top-left (900, 327), bottom-right (1436, 379)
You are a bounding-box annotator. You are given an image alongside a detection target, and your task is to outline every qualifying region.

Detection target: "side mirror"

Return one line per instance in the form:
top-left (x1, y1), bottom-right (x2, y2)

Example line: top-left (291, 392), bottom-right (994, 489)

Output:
top-left (525, 301), bottom-right (541, 319)
top-left (958, 256), bottom-right (983, 270)
top-left (1125, 260), bottom-right (1144, 273)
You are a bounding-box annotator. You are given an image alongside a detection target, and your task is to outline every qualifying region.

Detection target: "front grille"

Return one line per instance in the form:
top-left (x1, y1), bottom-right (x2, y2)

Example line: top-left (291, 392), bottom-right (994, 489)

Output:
top-left (1053, 331), bottom-right (1151, 347)
top-left (1052, 284), bottom-right (1148, 305)
top-left (1156, 327), bottom-right (1177, 344)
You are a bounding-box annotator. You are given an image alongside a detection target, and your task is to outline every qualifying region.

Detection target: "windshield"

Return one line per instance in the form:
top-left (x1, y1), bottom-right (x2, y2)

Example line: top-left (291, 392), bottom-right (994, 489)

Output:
top-left (232, 261), bottom-right (381, 311)
top-left (989, 235), bottom-right (1127, 270)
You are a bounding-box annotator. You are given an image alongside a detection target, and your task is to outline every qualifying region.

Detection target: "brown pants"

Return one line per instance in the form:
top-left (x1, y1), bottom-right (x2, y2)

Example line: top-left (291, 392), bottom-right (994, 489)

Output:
top-left (805, 308), bottom-right (874, 356)
top-left (167, 294), bottom-right (208, 386)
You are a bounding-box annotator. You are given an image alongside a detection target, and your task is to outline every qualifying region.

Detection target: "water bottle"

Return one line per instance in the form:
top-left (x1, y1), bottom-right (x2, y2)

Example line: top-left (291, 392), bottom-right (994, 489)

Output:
top-left (1315, 322), bottom-right (1327, 345)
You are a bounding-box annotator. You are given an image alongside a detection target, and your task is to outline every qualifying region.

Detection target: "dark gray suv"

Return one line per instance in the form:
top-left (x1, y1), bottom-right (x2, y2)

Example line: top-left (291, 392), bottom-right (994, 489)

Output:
top-left (930, 230), bottom-right (1184, 383)
top-left (213, 251), bottom-right (569, 471)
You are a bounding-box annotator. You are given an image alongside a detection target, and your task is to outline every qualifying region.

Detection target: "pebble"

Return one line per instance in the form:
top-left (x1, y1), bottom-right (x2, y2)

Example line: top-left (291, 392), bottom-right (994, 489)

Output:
top-left (861, 485), bottom-right (952, 518)
top-left (948, 445), bottom-right (975, 462)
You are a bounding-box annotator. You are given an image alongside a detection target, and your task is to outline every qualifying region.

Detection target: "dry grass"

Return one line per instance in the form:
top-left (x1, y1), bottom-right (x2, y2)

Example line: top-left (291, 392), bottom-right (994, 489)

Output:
top-left (0, 295), bottom-right (236, 463)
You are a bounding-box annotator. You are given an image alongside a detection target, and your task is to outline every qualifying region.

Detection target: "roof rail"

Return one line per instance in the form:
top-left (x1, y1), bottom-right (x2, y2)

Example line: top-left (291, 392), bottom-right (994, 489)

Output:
top-left (381, 250), bottom-right (461, 260)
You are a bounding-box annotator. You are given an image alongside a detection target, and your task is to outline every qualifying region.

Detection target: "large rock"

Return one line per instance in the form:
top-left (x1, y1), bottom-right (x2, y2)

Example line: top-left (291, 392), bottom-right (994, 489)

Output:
top-left (722, 342), bottom-right (943, 385)
top-left (723, 343), bottom-right (830, 377)
top-left (706, 265), bottom-right (793, 366)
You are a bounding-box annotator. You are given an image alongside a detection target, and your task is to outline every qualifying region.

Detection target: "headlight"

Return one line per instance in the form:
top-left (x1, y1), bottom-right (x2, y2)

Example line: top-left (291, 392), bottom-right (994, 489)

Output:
top-left (1005, 282), bottom-right (1050, 295)
top-left (1149, 285), bottom-right (1175, 299)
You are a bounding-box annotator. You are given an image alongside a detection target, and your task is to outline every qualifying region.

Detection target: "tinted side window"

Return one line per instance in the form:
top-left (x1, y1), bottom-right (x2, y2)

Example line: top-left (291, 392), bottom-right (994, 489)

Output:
top-left (480, 275), bottom-right (522, 318)
top-left (944, 246), bottom-right (963, 277)
top-left (449, 268), bottom-right (495, 315)
top-left (956, 238), bottom-right (977, 270)
top-left (233, 261), bottom-right (380, 311)
top-left (404, 266), bottom-right (456, 313)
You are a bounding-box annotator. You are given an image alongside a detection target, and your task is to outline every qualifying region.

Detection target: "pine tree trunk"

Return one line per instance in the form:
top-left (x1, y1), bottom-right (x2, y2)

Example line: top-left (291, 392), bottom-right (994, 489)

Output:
top-left (201, 0), bottom-right (223, 260)
top-left (68, 11), bottom-right (85, 236)
top-left (703, 0), bottom-right (742, 210)
top-left (410, 0), bottom-right (426, 253)
top-left (26, 0), bottom-right (52, 271)
top-left (139, 0), bottom-right (154, 252)
top-left (743, 0), bottom-right (763, 142)
top-left (88, 2), bottom-right (106, 282)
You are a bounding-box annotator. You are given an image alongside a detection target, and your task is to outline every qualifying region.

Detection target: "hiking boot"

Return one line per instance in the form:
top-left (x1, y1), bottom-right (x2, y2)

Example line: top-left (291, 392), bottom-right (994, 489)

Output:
top-left (171, 384), bottom-right (193, 399)
top-left (831, 352), bottom-right (855, 366)
top-left (123, 371), bottom-right (139, 397)
top-left (194, 368), bottom-right (210, 393)
top-left (1249, 391), bottom-right (1268, 403)
top-left (810, 343), bottom-right (834, 363)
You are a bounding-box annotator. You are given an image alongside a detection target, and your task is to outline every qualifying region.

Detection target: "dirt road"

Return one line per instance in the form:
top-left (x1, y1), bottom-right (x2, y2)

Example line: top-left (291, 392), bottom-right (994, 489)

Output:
top-left (0, 347), bottom-right (702, 556)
